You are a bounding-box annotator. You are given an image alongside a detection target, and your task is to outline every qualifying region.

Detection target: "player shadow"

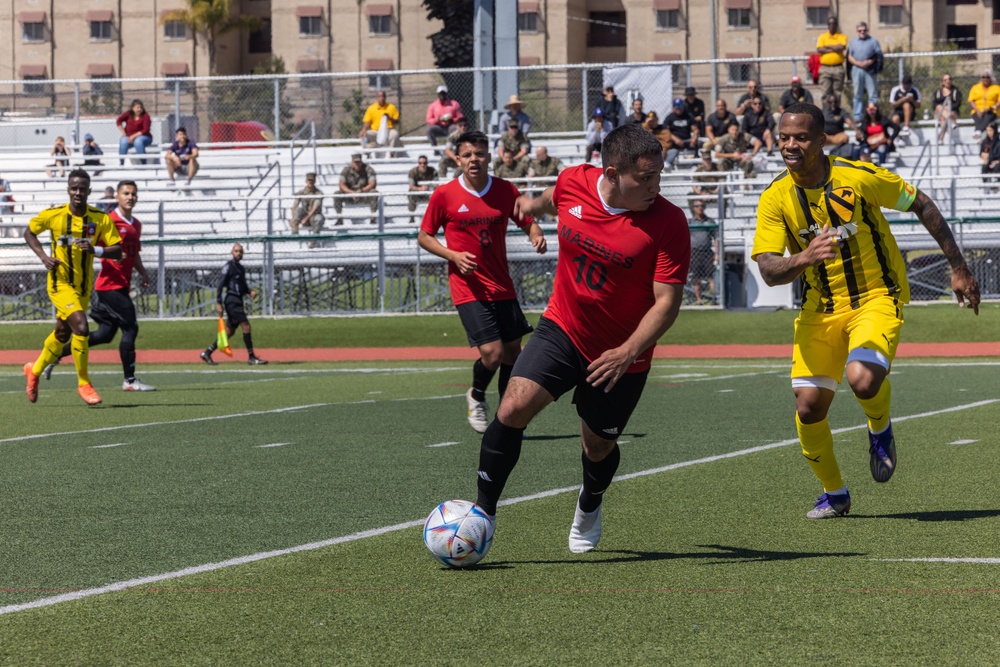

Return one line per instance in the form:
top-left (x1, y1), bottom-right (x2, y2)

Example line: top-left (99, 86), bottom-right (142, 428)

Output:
top-left (102, 403), bottom-right (211, 409)
top-left (495, 543), bottom-right (864, 567)
top-left (522, 433), bottom-right (648, 442)
top-left (852, 509), bottom-right (1000, 522)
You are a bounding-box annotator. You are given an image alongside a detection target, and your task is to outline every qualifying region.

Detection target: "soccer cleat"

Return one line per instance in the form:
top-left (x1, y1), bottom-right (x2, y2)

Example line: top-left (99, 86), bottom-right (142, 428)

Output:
top-left (123, 378), bottom-right (156, 392)
top-left (24, 362), bottom-right (39, 403)
top-left (569, 498), bottom-right (603, 553)
top-left (466, 389), bottom-right (489, 433)
top-left (869, 422), bottom-right (897, 483)
top-left (248, 356), bottom-right (269, 365)
top-left (200, 351), bottom-right (217, 366)
top-left (42, 359), bottom-right (59, 380)
top-left (77, 383), bottom-right (103, 406)
top-left (806, 491), bottom-right (852, 519)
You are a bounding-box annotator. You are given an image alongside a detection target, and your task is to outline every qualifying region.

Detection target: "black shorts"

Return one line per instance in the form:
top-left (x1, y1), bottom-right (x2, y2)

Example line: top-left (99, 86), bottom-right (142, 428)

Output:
top-left (224, 295), bottom-right (248, 328)
top-left (512, 316), bottom-right (649, 440)
top-left (456, 299), bottom-right (533, 347)
top-left (90, 288), bottom-right (138, 330)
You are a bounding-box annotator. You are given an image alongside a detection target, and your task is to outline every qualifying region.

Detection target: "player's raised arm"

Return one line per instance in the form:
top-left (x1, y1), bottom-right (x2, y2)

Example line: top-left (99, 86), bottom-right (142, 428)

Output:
top-left (514, 186), bottom-right (556, 221)
top-left (907, 189), bottom-right (980, 314)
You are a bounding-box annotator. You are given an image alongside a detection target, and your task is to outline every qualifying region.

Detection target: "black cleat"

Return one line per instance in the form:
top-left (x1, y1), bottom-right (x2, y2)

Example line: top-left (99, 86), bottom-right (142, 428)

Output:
top-left (200, 351), bottom-right (217, 366)
top-left (248, 356), bottom-right (268, 366)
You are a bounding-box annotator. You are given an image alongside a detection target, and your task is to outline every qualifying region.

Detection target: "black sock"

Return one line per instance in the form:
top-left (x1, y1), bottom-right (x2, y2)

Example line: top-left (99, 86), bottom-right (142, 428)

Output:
top-left (243, 333), bottom-right (254, 356)
top-left (579, 445), bottom-right (621, 513)
top-left (471, 359), bottom-right (496, 402)
top-left (475, 419), bottom-right (524, 516)
top-left (205, 342), bottom-right (217, 354)
top-left (498, 363), bottom-right (514, 402)
top-left (120, 343), bottom-right (136, 382)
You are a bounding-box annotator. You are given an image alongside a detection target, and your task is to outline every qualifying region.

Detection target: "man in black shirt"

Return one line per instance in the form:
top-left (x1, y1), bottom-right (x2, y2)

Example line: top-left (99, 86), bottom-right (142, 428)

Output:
top-left (663, 97), bottom-right (700, 168)
top-left (705, 99), bottom-right (737, 150)
top-left (778, 76), bottom-right (814, 113)
top-left (598, 86), bottom-right (626, 127)
top-left (683, 86), bottom-right (706, 135)
top-left (822, 93), bottom-right (857, 155)
top-left (201, 243), bottom-right (268, 366)
top-left (740, 96), bottom-right (775, 153)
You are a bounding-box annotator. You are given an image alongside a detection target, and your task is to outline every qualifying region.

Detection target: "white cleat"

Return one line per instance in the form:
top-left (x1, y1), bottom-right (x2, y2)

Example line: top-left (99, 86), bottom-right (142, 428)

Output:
top-left (568, 499), bottom-right (602, 553)
top-left (123, 378), bottom-right (157, 392)
top-left (466, 389), bottom-right (489, 433)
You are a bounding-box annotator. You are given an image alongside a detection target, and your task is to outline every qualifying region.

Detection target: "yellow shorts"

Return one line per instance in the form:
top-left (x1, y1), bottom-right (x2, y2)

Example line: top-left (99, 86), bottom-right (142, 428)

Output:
top-left (48, 285), bottom-right (89, 321)
top-left (791, 296), bottom-right (904, 383)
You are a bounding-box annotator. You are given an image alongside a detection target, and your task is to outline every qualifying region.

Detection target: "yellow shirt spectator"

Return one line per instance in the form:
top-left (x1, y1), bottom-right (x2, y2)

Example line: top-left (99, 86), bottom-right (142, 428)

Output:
top-left (967, 80), bottom-right (1000, 115)
top-left (362, 100), bottom-right (399, 131)
top-left (816, 31), bottom-right (848, 67)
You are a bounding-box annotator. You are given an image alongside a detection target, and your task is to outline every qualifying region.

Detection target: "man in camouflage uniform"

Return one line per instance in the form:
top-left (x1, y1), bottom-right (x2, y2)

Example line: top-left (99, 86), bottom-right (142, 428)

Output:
top-left (493, 119), bottom-right (530, 171)
top-left (714, 122), bottom-right (762, 179)
top-left (691, 148), bottom-right (723, 197)
top-left (527, 146), bottom-right (563, 197)
top-left (437, 117), bottom-right (468, 179)
top-left (494, 150), bottom-right (529, 180)
top-left (289, 172), bottom-right (324, 246)
top-left (336, 153), bottom-right (379, 224)
top-left (407, 155), bottom-right (437, 223)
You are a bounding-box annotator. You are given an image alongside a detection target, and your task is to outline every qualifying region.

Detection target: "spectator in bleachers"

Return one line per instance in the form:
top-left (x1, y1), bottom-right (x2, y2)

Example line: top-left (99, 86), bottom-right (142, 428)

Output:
top-left (598, 86), bottom-right (626, 127)
top-left (852, 102), bottom-right (898, 166)
top-left (642, 111), bottom-right (673, 158)
top-left (289, 172), bottom-right (325, 244)
top-left (425, 85), bottom-right (464, 145)
top-left (81, 134), bottom-right (104, 176)
top-left (705, 99), bottom-right (737, 151)
top-left (498, 95), bottom-right (532, 136)
top-left (888, 75), bottom-right (921, 138)
top-left (437, 117), bottom-right (468, 179)
top-left (0, 179), bottom-right (12, 223)
top-left (933, 74), bottom-right (962, 144)
top-left (683, 86), bottom-right (706, 136)
top-left (45, 136), bottom-right (70, 178)
top-left (688, 199), bottom-right (718, 305)
top-left (979, 123), bottom-right (999, 191)
top-left (663, 97), bottom-right (700, 169)
top-left (407, 156), bottom-right (437, 223)
top-left (96, 186), bottom-right (117, 214)
top-left (823, 94), bottom-right (857, 156)
top-left (741, 96), bottom-right (775, 154)
top-left (360, 90), bottom-right (402, 150)
top-left (625, 97), bottom-right (646, 124)
top-left (494, 119), bottom-right (530, 170)
top-left (494, 150), bottom-right (529, 180)
top-left (778, 76), bottom-right (814, 114)
top-left (336, 153), bottom-right (379, 225)
top-left (968, 70), bottom-right (1000, 141)
top-left (164, 127), bottom-right (199, 187)
top-left (691, 147), bottom-right (723, 196)
top-left (528, 146), bottom-right (563, 180)
top-left (116, 99), bottom-right (153, 165)
top-left (816, 15), bottom-right (848, 102)
top-left (734, 80), bottom-right (771, 117)
top-left (715, 122), bottom-right (761, 179)
top-left (584, 108), bottom-right (613, 162)
top-left (847, 22), bottom-right (883, 121)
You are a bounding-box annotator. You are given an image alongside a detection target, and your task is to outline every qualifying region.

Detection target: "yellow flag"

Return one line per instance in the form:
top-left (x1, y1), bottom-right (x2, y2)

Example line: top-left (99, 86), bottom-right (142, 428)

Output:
top-left (217, 317), bottom-right (233, 356)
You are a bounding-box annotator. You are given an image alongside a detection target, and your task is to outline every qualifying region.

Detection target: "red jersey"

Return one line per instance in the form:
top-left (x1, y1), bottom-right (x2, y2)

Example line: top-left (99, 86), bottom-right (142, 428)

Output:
top-left (544, 164), bottom-right (690, 372)
top-left (420, 175), bottom-right (530, 306)
top-left (95, 209), bottom-right (142, 291)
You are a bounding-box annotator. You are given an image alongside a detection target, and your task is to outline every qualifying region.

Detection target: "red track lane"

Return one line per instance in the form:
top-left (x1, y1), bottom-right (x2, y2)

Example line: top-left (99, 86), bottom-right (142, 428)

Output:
top-left (2, 342), bottom-right (999, 365)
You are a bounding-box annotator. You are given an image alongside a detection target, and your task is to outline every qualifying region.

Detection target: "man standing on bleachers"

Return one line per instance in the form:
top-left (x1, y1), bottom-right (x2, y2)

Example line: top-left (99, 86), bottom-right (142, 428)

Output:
top-left (407, 156), bottom-right (437, 223)
top-left (289, 172), bottom-right (325, 245)
top-left (816, 16), bottom-right (848, 104)
top-left (847, 21), bottom-right (883, 121)
top-left (336, 153), bottom-right (379, 225)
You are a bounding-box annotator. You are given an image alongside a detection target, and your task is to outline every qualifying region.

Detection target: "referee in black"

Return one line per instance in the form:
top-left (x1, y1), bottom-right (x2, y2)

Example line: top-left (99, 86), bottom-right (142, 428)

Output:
top-left (200, 242), bottom-right (268, 365)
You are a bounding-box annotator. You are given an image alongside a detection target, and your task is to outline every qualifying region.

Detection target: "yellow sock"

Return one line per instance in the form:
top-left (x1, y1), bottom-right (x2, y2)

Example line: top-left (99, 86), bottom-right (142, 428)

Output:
top-left (796, 412), bottom-right (844, 492)
top-left (856, 380), bottom-right (891, 433)
top-left (71, 333), bottom-right (91, 387)
top-left (32, 332), bottom-right (65, 377)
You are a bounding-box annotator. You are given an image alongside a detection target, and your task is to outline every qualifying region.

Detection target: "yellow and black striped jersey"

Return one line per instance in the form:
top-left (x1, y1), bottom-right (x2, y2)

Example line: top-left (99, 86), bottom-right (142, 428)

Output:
top-left (752, 155), bottom-right (917, 313)
top-left (29, 204), bottom-right (121, 296)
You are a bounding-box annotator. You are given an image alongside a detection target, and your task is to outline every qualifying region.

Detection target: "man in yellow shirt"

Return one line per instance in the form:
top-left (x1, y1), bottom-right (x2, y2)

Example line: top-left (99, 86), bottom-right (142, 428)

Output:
top-left (968, 69), bottom-right (1000, 140)
top-left (753, 103), bottom-right (979, 519)
top-left (360, 90), bottom-right (401, 150)
top-left (23, 169), bottom-right (123, 406)
top-left (816, 15), bottom-right (848, 102)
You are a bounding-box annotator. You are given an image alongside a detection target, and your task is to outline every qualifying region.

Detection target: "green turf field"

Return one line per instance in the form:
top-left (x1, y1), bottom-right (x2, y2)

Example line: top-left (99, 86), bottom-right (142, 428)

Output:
top-left (1, 356), bottom-right (999, 664)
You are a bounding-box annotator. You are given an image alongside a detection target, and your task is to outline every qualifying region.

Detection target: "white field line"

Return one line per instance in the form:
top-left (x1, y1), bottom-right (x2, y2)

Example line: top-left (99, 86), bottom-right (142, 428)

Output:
top-left (256, 443), bottom-right (290, 449)
top-left (0, 397), bottom-right (996, 617)
top-left (0, 366), bottom-right (467, 380)
top-left (426, 441), bottom-right (460, 448)
top-left (949, 439), bottom-right (979, 445)
top-left (89, 443), bottom-right (127, 449)
top-left (652, 370), bottom-right (782, 383)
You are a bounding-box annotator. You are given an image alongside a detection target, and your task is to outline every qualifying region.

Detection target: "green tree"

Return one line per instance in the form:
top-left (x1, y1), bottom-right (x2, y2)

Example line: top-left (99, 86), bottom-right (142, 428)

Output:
top-left (339, 89), bottom-right (366, 139)
top-left (160, 0), bottom-right (262, 75)
top-left (422, 0), bottom-right (474, 118)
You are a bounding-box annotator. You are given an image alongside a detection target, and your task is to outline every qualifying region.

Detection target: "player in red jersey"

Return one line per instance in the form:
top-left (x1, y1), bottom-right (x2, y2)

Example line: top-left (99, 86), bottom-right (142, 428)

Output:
top-left (418, 130), bottom-right (547, 433)
top-left (473, 123), bottom-right (691, 555)
top-left (43, 180), bottom-right (155, 391)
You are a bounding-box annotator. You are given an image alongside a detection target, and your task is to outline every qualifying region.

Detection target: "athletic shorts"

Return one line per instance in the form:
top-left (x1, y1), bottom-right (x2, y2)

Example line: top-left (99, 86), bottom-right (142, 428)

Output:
top-left (512, 316), bottom-right (648, 440)
top-left (48, 285), bottom-right (89, 321)
top-left (224, 295), bottom-right (249, 328)
top-left (792, 295), bottom-right (904, 383)
top-left (456, 298), bottom-right (533, 347)
top-left (90, 288), bottom-right (138, 330)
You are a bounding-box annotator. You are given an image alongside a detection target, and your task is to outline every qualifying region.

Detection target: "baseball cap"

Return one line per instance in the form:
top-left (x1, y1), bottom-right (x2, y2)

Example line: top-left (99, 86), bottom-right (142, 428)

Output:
top-left (791, 75), bottom-right (801, 83)
top-left (672, 97), bottom-right (684, 107)
top-left (593, 107), bottom-right (604, 116)
top-left (351, 152), bottom-right (363, 160)
top-left (84, 133), bottom-right (94, 140)
top-left (684, 86), bottom-right (696, 96)
top-left (436, 85), bottom-right (448, 93)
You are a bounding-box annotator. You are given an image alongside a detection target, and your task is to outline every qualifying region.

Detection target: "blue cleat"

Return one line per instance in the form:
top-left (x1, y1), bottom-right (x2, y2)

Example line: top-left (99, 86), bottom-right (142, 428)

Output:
top-left (806, 490), bottom-right (852, 519)
top-left (869, 422), bottom-right (896, 483)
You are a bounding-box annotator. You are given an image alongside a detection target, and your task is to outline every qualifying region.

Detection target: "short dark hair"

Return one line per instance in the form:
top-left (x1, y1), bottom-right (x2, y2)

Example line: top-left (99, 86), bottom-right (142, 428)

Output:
top-left (67, 168), bottom-right (91, 183)
top-left (781, 102), bottom-right (825, 137)
top-left (117, 179), bottom-right (138, 193)
top-left (601, 123), bottom-right (664, 171)
top-left (456, 131), bottom-right (489, 152)
top-left (175, 127), bottom-right (187, 134)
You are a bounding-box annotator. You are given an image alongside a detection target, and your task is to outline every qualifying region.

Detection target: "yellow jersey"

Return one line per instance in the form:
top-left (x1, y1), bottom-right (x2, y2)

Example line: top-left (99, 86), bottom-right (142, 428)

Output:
top-left (29, 204), bottom-right (120, 297)
top-left (752, 156), bottom-right (917, 314)
top-left (816, 32), bottom-right (848, 66)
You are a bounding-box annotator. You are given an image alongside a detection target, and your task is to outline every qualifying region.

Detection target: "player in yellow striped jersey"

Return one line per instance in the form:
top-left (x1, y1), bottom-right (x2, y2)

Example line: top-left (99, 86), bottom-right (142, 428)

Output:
top-left (23, 169), bottom-right (122, 406)
top-left (752, 103), bottom-right (980, 519)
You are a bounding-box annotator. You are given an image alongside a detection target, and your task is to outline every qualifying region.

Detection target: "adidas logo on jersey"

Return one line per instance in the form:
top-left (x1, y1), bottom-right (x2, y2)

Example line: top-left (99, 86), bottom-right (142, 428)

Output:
top-left (568, 205), bottom-right (582, 219)
top-left (458, 204), bottom-right (469, 213)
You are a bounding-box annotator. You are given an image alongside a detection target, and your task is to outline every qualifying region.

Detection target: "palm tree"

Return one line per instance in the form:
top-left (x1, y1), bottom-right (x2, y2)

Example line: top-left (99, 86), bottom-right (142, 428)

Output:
top-left (161, 0), bottom-right (262, 75)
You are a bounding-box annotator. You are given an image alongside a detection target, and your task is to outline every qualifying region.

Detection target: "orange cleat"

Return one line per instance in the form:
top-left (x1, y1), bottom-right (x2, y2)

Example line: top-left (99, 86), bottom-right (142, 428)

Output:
top-left (24, 362), bottom-right (38, 403)
top-left (77, 383), bottom-right (103, 406)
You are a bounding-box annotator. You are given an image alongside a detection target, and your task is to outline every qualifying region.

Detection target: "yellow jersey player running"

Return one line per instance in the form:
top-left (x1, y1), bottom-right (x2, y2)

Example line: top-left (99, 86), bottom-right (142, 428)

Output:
top-left (24, 169), bottom-right (122, 406)
top-left (752, 103), bottom-right (980, 519)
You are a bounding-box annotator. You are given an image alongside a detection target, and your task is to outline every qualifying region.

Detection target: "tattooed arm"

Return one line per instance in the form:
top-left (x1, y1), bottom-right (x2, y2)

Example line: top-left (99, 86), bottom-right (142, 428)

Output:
top-left (755, 225), bottom-right (839, 286)
top-left (908, 189), bottom-right (980, 314)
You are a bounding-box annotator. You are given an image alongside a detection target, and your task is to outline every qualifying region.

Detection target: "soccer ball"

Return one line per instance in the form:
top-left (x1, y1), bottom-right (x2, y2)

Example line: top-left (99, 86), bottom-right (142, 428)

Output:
top-left (423, 499), bottom-right (494, 568)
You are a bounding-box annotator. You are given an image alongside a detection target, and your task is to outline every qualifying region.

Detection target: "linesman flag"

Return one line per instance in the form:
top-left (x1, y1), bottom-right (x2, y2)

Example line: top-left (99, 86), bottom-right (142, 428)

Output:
top-left (217, 318), bottom-right (233, 356)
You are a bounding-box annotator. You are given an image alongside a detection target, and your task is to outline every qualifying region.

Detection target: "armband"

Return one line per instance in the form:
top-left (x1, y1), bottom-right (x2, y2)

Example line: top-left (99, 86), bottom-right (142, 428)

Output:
top-left (93, 246), bottom-right (104, 257)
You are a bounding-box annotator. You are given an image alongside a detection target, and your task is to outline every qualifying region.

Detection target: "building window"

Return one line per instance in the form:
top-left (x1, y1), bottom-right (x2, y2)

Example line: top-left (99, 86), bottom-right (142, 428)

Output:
top-left (878, 5), bottom-right (903, 26)
top-left (656, 10), bottom-right (680, 30)
top-left (368, 15), bottom-right (391, 35)
top-left (249, 20), bottom-right (272, 53)
top-left (728, 8), bottom-right (752, 28)
top-left (518, 12), bottom-right (538, 32)
top-left (22, 21), bottom-right (45, 42)
top-left (299, 16), bottom-right (322, 36)
top-left (23, 76), bottom-right (49, 97)
top-left (164, 21), bottom-right (187, 40)
top-left (164, 75), bottom-right (194, 94)
top-left (728, 63), bottom-right (753, 83)
top-left (947, 24), bottom-right (977, 57)
top-left (367, 71), bottom-right (397, 90)
top-left (90, 20), bottom-right (113, 41)
top-left (90, 76), bottom-right (120, 96)
top-left (588, 11), bottom-right (626, 47)
top-left (806, 6), bottom-right (829, 27)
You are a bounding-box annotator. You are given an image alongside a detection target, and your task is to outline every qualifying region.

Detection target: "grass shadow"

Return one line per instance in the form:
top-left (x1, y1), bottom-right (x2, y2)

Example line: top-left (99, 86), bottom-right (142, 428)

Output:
top-left (495, 543), bottom-right (865, 566)
top-left (854, 509), bottom-right (1000, 522)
